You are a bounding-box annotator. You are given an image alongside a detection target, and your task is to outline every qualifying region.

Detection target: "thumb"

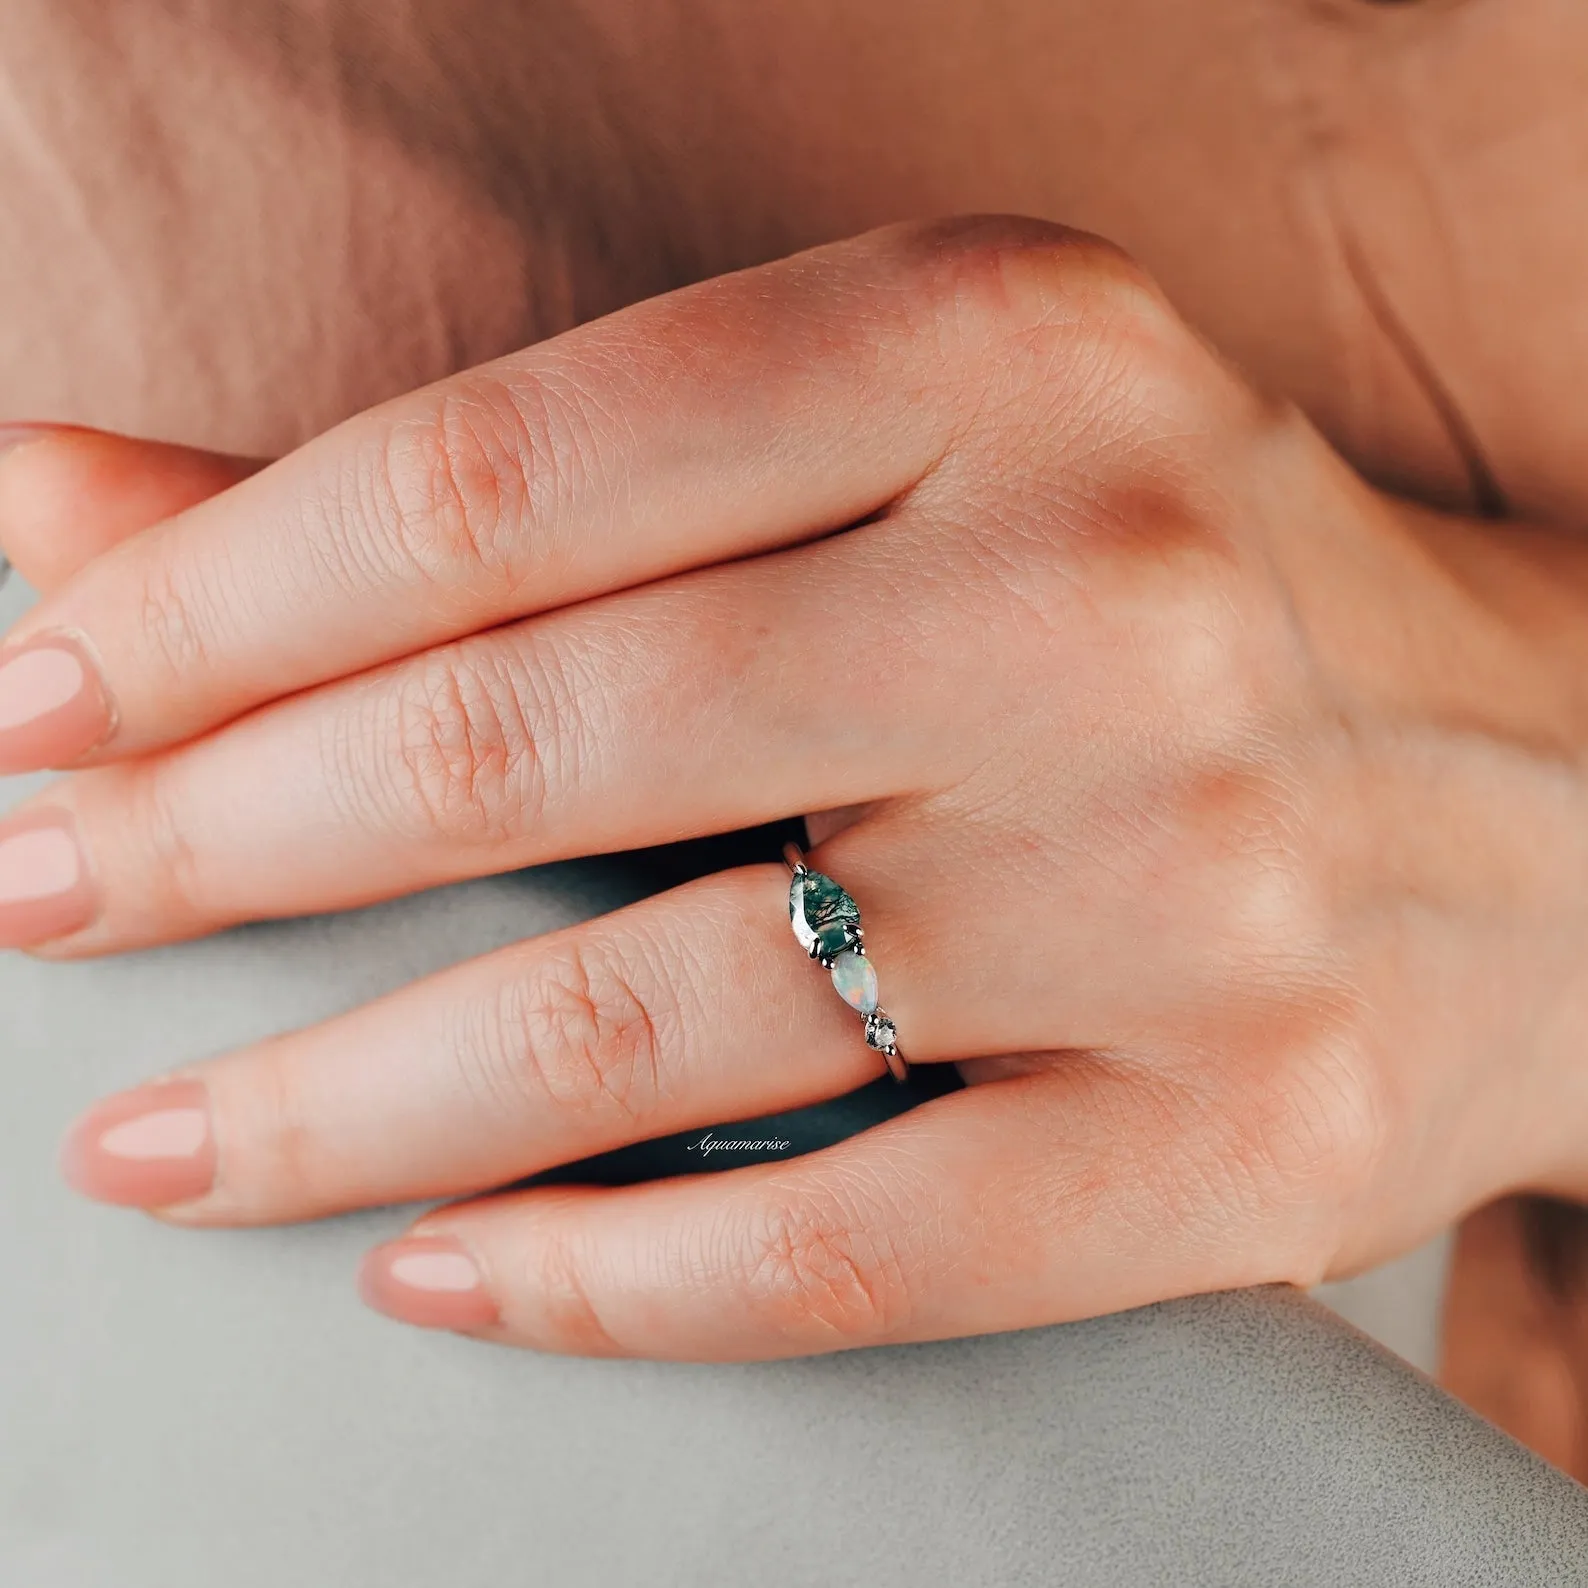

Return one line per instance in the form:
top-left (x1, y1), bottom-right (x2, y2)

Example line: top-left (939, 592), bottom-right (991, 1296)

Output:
top-left (0, 424), bottom-right (265, 595)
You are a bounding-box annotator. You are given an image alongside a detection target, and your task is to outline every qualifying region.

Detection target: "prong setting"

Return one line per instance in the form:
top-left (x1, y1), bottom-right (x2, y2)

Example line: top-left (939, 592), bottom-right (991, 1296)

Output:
top-left (785, 843), bottom-right (908, 1082)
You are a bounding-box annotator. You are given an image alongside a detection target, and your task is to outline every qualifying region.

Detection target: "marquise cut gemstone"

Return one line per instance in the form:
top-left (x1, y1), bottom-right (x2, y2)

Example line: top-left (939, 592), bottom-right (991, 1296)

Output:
top-left (790, 869), bottom-right (862, 960)
top-left (830, 949), bottom-right (879, 1014)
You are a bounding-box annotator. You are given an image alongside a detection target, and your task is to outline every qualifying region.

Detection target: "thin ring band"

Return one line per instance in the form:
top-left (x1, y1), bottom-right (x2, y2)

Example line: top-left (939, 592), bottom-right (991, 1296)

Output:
top-left (783, 842), bottom-right (909, 1083)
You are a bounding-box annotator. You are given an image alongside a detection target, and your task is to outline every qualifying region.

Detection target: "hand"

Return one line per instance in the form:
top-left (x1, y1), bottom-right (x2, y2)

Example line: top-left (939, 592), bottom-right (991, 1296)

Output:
top-left (6, 218), bottom-right (1588, 1359)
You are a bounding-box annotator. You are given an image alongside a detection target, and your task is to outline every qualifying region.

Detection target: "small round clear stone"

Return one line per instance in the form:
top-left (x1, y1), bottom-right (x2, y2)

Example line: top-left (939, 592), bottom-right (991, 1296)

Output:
top-left (864, 1013), bottom-right (897, 1053)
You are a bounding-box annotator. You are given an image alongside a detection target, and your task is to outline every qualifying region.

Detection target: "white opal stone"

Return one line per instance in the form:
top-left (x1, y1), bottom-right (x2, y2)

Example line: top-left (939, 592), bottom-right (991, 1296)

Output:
top-left (830, 950), bottom-right (879, 1014)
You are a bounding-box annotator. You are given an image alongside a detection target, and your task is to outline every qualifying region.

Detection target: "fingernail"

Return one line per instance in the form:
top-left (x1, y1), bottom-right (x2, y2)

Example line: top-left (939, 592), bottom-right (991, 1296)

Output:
top-left (359, 1235), bottom-right (500, 1332)
top-left (0, 810), bottom-right (97, 947)
top-left (0, 422), bottom-right (64, 459)
top-left (60, 1079), bottom-right (216, 1208)
top-left (0, 632), bottom-right (115, 774)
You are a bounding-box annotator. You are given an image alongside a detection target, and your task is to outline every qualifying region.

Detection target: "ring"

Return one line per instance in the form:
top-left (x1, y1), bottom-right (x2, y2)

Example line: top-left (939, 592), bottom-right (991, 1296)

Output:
top-left (783, 841), bottom-right (909, 1083)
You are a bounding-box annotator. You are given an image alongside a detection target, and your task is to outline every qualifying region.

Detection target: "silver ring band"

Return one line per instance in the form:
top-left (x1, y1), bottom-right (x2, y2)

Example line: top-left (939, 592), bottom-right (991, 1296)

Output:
top-left (783, 842), bottom-right (909, 1083)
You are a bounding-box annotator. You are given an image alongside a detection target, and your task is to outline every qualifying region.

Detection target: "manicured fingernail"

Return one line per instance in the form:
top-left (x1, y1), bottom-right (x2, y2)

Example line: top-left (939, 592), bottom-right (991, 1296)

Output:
top-left (0, 633), bottom-right (115, 773)
top-left (0, 810), bottom-right (97, 947)
top-left (359, 1236), bottom-right (500, 1332)
top-left (60, 1079), bottom-right (216, 1208)
top-left (0, 422), bottom-right (63, 458)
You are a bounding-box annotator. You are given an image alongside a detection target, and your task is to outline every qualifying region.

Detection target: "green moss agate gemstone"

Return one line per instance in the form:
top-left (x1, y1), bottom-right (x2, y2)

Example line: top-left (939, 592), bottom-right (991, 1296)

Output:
top-left (789, 869), bottom-right (862, 961)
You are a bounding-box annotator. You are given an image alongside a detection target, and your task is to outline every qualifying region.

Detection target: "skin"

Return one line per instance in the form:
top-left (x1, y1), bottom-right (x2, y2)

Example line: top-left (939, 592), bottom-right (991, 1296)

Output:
top-left (4, 220), bottom-right (1588, 1368)
top-left (1441, 1200), bottom-right (1588, 1476)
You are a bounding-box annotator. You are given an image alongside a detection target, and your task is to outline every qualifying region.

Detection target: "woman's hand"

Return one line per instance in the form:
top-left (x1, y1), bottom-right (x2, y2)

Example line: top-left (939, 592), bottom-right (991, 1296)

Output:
top-left (7, 217), bottom-right (1588, 1358)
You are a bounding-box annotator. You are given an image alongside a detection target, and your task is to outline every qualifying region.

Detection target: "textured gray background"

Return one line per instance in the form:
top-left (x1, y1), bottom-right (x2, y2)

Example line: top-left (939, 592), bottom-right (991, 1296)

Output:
top-left (4, 568), bottom-right (1588, 1586)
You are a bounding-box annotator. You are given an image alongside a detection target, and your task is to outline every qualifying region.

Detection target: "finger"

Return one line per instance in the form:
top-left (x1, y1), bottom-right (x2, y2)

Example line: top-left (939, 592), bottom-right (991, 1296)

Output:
top-left (357, 1057), bottom-right (1322, 1358)
top-left (59, 866), bottom-right (894, 1225)
top-left (0, 426), bottom-right (260, 593)
top-left (0, 219), bottom-right (1083, 771)
top-left (11, 523), bottom-right (997, 956)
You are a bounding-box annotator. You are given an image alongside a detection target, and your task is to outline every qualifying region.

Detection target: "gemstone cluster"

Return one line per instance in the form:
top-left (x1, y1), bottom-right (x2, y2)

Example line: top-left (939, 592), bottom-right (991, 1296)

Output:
top-left (788, 861), bottom-right (903, 1073)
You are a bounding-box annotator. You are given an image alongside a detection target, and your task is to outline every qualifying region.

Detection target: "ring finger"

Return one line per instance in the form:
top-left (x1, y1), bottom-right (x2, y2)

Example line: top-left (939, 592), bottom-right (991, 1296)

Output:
top-left (60, 864), bottom-right (901, 1225)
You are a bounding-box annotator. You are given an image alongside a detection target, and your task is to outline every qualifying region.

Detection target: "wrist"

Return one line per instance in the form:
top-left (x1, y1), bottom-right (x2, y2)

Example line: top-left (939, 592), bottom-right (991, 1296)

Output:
top-left (1351, 490), bottom-right (1588, 1202)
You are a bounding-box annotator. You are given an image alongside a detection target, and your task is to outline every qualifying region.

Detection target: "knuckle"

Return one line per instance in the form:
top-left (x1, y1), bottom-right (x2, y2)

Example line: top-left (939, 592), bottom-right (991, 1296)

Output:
top-left (898, 216), bottom-right (1187, 396)
top-left (1178, 763), bottom-right (1323, 951)
top-left (234, 1047), bottom-right (325, 1213)
top-left (381, 644), bottom-right (555, 847)
top-left (1126, 1025), bottom-right (1383, 1294)
top-left (727, 1190), bottom-right (913, 1345)
top-left (517, 1225), bottom-right (626, 1356)
top-left (1144, 556), bottom-right (1257, 717)
top-left (364, 371), bottom-right (594, 591)
top-left (901, 215), bottom-right (1149, 313)
top-left (1265, 1029), bottom-right (1388, 1202)
top-left (472, 939), bottom-right (668, 1124)
top-left (1099, 523), bottom-right (1302, 740)
top-left (1148, 990), bottom-right (1386, 1290)
top-left (135, 551), bottom-right (220, 680)
top-left (124, 761), bottom-right (213, 928)
top-left (1234, 1018), bottom-right (1390, 1280)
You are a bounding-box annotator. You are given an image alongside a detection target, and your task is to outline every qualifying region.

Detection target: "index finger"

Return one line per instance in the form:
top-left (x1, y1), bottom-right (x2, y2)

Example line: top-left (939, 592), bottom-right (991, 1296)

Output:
top-left (0, 219), bottom-right (1078, 773)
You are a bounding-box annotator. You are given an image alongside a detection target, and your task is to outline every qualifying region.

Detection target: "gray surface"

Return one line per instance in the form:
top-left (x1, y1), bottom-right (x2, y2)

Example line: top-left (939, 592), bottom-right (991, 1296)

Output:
top-left (1316, 1233), bottom-right (1451, 1379)
top-left (5, 565), bottom-right (1588, 1586)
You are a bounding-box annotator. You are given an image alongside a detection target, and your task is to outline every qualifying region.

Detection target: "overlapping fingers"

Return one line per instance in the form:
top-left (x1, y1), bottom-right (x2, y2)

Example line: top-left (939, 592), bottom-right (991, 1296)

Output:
top-left (0, 425), bottom-right (261, 596)
top-left (0, 518), bottom-right (1012, 955)
top-left (0, 222), bottom-right (1050, 773)
top-left (15, 218), bottom-right (1318, 1362)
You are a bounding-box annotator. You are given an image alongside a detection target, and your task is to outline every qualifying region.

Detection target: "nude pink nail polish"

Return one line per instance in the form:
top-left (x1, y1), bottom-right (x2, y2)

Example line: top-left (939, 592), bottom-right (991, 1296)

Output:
top-left (60, 1079), bottom-right (216, 1208)
top-left (0, 809), bottom-right (97, 947)
top-left (0, 632), bottom-right (115, 773)
top-left (0, 422), bottom-right (64, 458)
top-left (359, 1236), bottom-right (500, 1331)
